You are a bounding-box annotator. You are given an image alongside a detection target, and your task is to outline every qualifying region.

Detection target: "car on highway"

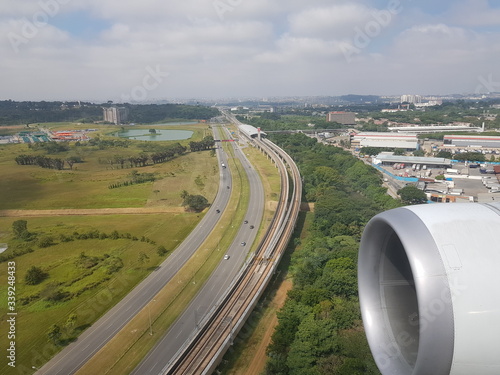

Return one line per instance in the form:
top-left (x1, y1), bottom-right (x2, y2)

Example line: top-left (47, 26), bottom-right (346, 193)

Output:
top-left (241, 242), bottom-right (246, 246)
top-left (249, 225), bottom-right (254, 229)
top-left (216, 209), bottom-right (220, 213)
top-left (224, 254), bottom-right (230, 260)
top-left (244, 220), bottom-right (248, 224)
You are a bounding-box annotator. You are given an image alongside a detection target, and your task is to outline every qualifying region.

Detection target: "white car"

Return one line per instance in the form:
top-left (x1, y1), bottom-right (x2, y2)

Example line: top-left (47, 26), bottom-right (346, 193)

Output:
top-left (224, 254), bottom-right (230, 260)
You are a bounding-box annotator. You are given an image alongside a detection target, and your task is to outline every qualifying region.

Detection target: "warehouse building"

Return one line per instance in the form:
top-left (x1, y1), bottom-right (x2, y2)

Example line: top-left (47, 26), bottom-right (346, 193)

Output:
top-left (388, 124), bottom-right (482, 134)
top-left (372, 154), bottom-right (452, 169)
top-left (443, 135), bottom-right (500, 148)
top-left (351, 132), bottom-right (419, 150)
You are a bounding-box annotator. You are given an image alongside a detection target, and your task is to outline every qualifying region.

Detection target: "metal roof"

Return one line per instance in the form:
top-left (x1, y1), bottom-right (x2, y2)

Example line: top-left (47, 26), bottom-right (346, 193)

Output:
top-left (354, 132), bottom-right (417, 139)
top-left (239, 124), bottom-right (267, 138)
top-left (373, 154), bottom-right (452, 165)
top-left (444, 135), bottom-right (500, 141)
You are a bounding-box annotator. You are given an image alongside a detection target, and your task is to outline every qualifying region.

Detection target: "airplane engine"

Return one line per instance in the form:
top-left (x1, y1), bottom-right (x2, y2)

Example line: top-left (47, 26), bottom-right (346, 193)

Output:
top-left (358, 202), bottom-right (500, 375)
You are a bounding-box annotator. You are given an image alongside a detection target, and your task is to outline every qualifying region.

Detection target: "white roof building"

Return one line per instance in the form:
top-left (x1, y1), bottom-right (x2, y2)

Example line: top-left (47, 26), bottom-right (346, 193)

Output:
top-left (352, 132), bottom-right (419, 149)
top-left (373, 154), bottom-right (452, 167)
top-left (238, 124), bottom-right (267, 138)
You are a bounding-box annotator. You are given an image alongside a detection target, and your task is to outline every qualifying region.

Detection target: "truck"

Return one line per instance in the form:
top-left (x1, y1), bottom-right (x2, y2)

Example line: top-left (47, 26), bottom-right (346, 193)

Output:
top-left (446, 168), bottom-right (460, 174)
top-left (449, 189), bottom-right (464, 196)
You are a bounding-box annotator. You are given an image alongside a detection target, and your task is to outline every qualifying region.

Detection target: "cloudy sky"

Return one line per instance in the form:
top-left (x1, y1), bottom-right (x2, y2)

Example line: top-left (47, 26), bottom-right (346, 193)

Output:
top-left (1, 0), bottom-right (500, 102)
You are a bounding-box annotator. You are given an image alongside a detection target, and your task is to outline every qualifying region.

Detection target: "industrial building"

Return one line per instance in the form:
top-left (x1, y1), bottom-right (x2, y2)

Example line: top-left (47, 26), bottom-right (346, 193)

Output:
top-left (443, 135), bottom-right (500, 148)
top-left (351, 132), bottom-right (419, 150)
top-left (388, 124), bottom-right (482, 134)
top-left (326, 111), bottom-right (356, 125)
top-left (103, 107), bottom-right (129, 125)
top-left (238, 124), bottom-right (266, 139)
top-left (372, 154), bottom-right (452, 169)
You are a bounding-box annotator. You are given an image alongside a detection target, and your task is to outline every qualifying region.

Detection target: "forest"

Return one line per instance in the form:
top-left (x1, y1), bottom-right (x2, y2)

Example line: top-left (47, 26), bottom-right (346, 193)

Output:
top-left (0, 100), bottom-right (219, 125)
top-left (237, 114), bottom-right (342, 131)
top-left (265, 133), bottom-right (401, 375)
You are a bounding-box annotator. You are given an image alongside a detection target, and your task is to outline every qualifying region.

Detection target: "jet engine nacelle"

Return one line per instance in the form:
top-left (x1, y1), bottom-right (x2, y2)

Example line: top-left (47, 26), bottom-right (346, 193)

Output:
top-left (358, 202), bottom-right (500, 375)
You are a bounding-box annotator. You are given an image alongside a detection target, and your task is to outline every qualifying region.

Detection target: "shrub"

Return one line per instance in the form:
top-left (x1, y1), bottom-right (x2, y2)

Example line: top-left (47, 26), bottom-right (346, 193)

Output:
top-left (74, 252), bottom-right (99, 269)
top-left (25, 266), bottom-right (48, 285)
top-left (37, 236), bottom-right (55, 248)
top-left (102, 256), bottom-right (124, 274)
top-left (157, 246), bottom-right (168, 256)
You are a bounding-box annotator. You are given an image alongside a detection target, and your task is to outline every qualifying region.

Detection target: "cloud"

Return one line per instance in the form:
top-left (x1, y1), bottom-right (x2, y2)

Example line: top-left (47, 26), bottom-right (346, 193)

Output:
top-left (288, 4), bottom-right (375, 39)
top-left (1, 0), bottom-right (500, 100)
top-left (449, 0), bottom-right (500, 27)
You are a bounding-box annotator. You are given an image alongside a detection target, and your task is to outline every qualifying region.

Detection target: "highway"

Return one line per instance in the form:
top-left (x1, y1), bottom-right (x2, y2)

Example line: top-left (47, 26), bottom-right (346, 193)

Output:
top-left (131, 126), bottom-right (265, 374)
top-left (36, 126), bottom-right (238, 375)
top-left (163, 115), bottom-right (302, 374)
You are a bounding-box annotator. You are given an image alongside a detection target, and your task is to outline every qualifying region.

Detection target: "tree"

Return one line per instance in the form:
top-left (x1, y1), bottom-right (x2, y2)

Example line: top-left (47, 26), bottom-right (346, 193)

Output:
top-left (398, 185), bottom-right (427, 205)
top-left (182, 193), bottom-right (209, 212)
top-left (157, 245), bottom-right (168, 256)
top-left (393, 148), bottom-right (406, 156)
top-left (180, 190), bottom-right (189, 200)
top-left (436, 150), bottom-right (452, 159)
top-left (12, 220), bottom-right (29, 239)
top-left (25, 266), bottom-right (48, 285)
top-left (37, 235), bottom-right (55, 248)
top-left (454, 152), bottom-right (485, 162)
top-left (47, 324), bottom-right (62, 345)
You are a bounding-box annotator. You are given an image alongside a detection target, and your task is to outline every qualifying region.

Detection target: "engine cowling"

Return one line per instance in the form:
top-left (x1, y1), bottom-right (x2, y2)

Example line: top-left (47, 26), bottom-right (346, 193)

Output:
top-left (358, 202), bottom-right (500, 375)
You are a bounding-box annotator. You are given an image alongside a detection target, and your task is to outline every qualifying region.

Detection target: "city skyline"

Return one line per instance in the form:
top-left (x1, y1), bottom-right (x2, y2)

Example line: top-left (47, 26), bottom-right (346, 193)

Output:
top-left (1, 0), bottom-right (500, 102)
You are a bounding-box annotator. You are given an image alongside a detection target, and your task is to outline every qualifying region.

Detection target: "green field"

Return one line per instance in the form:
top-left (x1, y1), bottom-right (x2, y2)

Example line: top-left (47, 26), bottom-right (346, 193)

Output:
top-left (0, 122), bottom-right (221, 373)
top-left (0, 213), bottom-right (201, 374)
top-left (0, 124), bottom-right (215, 209)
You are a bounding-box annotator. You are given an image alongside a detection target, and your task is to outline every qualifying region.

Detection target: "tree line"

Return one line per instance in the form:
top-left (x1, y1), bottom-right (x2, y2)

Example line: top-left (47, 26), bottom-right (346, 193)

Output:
top-left (265, 133), bottom-right (401, 375)
top-left (189, 135), bottom-right (215, 152)
top-left (0, 100), bottom-right (220, 125)
top-left (15, 154), bottom-right (66, 170)
top-left (108, 171), bottom-right (157, 189)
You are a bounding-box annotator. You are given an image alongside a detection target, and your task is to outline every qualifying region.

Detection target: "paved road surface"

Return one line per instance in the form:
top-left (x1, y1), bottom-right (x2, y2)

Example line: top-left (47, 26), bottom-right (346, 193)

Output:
top-left (131, 127), bottom-right (265, 374)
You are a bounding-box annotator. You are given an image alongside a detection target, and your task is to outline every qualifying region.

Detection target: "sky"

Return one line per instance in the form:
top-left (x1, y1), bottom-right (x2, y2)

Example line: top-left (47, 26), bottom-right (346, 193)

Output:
top-left (1, 0), bottom-right (500, 102)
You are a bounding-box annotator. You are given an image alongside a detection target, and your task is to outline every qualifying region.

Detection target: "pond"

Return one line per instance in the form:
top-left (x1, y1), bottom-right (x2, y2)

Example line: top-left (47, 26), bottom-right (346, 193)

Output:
top-left (113, 129), bottom-right (194, 141)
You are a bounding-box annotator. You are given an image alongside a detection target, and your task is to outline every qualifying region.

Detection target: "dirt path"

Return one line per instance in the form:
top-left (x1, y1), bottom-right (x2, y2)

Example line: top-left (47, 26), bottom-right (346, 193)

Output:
top-left (234, 278), bottom-right (293, 375)
top-left (0, 207), bottom-right (186, 217)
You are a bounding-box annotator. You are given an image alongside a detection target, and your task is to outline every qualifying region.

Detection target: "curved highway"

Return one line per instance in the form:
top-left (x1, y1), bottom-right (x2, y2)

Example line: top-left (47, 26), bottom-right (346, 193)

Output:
top-left (131, 126), bottom-right (265, 374)
top-left (164, 119), bottom-right (302, 374)
top-left (36, 126), bottom-right (238, 375)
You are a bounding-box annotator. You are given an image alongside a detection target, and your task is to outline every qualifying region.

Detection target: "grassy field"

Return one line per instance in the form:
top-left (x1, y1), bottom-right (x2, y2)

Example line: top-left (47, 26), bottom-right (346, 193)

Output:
top-left (0, 122), bottom-right (222, 374)
top-left (0, 213), bottom-right (201, 374)
top-left (0, 124), bottom-right (215, 210)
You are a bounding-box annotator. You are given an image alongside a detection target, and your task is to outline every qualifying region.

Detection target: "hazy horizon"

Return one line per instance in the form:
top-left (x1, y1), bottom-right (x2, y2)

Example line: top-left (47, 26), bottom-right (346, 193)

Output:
top-left (2, 0), bottom-right (500, 102)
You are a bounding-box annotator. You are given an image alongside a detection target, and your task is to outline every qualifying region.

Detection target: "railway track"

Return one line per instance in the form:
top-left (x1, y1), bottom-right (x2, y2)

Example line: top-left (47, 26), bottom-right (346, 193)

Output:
top-left (163, 133), bottom-right (302, 375)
